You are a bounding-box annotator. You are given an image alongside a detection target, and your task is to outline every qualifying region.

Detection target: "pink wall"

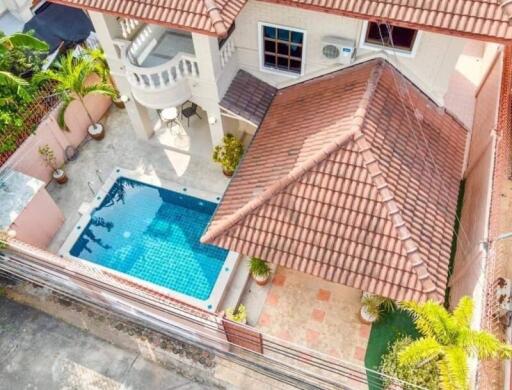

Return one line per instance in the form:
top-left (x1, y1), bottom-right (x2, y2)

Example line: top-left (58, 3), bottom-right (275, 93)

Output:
top-left (11, 188), bottom-right (64, 249)
top-left (449, 52), bottom-right (502, 307)
top-left (4, 85), bottom-right (112, 184)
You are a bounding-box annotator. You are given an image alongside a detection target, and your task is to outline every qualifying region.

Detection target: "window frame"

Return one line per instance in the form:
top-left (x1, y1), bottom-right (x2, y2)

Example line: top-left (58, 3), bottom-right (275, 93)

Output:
top-left (359, 21), bottom-right (421, 58)
top-left (258, 22), bottom-right (307, 77)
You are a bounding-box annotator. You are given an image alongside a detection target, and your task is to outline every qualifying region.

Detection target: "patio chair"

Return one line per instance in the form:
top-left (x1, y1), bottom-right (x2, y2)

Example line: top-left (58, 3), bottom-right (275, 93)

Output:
top-left (181, 102), bottom-right (202, 127)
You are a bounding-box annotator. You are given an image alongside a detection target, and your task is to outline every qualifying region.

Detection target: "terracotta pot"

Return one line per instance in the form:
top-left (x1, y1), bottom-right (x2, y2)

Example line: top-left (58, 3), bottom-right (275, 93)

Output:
top-left (88, 123), bottom-right (105, 140)
top-left (53, 169), bottom-right (68, 184)
top-left (252, 273), bottom-right (270, 286)
top-left (113, 96), bottom-right (127, 109)
top-left (113, 99), bottom-right (125, 109)
top-left (223, 169), bottom-right (234, 177)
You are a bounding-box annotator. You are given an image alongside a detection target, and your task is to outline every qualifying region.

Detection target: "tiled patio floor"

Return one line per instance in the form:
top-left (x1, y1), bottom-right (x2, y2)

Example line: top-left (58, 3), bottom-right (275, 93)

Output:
top-left (48, 105), bottom-right (230, 252)
top-left (255, 267), bottom-right (370, 366)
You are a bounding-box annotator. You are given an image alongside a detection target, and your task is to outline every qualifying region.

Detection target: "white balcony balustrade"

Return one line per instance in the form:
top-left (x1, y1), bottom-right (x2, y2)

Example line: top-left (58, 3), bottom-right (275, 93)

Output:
top-left (115, 25), bottom-right (199, 109)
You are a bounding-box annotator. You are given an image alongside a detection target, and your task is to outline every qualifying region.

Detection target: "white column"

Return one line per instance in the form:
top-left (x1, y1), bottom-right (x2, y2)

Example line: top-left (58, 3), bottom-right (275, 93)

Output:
top-left (206, 106), bottom-right (224, 146)
top-left (88, 11), bottom-right (154, 139)
top-left (112, 75), bottom-right (154, 139)
top-left (191, 33), bottom-right (225, 146)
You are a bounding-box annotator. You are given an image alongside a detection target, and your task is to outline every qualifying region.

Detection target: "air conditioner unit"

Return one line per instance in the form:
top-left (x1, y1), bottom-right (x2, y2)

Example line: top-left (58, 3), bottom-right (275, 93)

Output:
top-left (321, 36), bottom-right (356, 65)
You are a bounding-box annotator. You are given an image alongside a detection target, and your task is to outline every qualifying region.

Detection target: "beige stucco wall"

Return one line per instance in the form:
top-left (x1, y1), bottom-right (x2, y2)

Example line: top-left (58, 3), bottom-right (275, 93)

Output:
top-left (449, 51), bottom-right (502, 308)
top-left (233, 0), bottom-right (466, 105)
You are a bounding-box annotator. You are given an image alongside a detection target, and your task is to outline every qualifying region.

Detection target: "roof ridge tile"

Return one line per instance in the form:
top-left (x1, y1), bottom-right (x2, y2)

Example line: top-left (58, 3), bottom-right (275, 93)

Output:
top-left (202, 62), bottom-right (384, 244)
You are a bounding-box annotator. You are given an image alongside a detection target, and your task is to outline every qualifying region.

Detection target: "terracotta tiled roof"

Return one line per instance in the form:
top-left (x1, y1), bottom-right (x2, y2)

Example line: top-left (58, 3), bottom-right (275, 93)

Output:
top-left (202, 60), bottom-right (467, 302)
top-left (49, 0), bottom-right (247, 37)
top-left (261, 0), bottom-right (512, 42)
top-left (220, 70), bottom-right (277, 127)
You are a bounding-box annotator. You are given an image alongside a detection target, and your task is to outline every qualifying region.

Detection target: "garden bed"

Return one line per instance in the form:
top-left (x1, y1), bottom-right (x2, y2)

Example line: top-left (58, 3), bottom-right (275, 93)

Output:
top-left (364, 309), bottom-right (419, 390)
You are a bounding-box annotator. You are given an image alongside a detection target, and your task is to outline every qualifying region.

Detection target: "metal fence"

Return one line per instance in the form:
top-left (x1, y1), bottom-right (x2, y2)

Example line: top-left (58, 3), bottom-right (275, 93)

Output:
top-left (0, 239), bottom-right (422, 390)
top-left (0, 82), bottom-right (60, 166)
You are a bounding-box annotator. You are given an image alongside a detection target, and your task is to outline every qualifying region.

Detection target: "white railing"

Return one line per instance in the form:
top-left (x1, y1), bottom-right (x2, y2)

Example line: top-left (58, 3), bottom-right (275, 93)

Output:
top-left (125, 52), bottom-right (199, 90)
top-left (220, 35), bottom-right (236, 69)
top-left (118, 17), bottom-right (143, 40)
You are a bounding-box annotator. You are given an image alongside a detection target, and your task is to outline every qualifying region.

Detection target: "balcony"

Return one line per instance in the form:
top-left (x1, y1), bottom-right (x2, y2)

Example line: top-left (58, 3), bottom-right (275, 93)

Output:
top-left (118, 25), bottom-right (199, 109)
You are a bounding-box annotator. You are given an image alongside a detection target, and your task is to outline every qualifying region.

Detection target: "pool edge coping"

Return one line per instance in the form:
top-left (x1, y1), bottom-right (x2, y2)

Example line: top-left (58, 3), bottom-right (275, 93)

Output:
top-left (58, 167), bottom-right (240, 313)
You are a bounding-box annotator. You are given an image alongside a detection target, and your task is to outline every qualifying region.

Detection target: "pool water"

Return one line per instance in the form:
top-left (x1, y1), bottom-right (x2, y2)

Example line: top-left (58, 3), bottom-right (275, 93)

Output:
top-left (69, 177), bottom-right (228, 300)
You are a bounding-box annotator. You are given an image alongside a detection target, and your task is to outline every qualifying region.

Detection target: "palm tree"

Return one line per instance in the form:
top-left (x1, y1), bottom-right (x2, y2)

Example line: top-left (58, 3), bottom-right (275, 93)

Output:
top-left (398, 297), bottom-right (512, 390)
top-left (34, 51), bottom-right (115, 133)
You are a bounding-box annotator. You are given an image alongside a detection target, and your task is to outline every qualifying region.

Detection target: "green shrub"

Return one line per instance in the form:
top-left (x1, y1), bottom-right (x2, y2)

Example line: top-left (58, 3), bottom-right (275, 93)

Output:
top-left (249, 257), bottom-right (271, 278)
top-left (212, 133), bottom-right (243, 175)
top-left (380, 336), bottom-right (439, 390)
top-left (225, 304), bottom-right (247, 324)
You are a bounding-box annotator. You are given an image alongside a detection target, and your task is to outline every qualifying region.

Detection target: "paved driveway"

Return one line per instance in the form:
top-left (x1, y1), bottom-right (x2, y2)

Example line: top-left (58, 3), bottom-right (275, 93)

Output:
top-left (0, 297), bottom-right (211, 390)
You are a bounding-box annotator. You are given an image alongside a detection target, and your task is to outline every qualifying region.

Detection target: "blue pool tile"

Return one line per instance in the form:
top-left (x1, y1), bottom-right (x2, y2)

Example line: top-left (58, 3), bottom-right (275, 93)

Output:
top-left (69, 177), bottom-right (228, 300)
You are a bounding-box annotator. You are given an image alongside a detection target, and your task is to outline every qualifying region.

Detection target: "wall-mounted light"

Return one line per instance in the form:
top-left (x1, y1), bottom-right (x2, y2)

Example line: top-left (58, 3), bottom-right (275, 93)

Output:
top-left (208, 116), bottom-right (217, 125)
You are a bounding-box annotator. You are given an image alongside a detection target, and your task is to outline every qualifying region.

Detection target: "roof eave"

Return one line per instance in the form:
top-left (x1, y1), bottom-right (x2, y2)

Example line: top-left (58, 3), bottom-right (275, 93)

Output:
top-left (260, 0), bottom-right (512, 44)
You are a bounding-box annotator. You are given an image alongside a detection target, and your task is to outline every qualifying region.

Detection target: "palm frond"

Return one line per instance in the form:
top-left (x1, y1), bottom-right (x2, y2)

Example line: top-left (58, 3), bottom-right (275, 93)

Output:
top-left (452, 297), bottom-right (473, 328)
top-left (0, 33), bottom-right (49, 51)
top-left (442, 347), bottom-right (469, 390)
top-left (398, 337), bottom-right (442, 367)
top-left (0, 71), bottom-right (29, 87)
top-left (401, 300), bottom-right (453, 343)
top-left (459, 329), bottom-right (512, 359)
top-left (82, 83), bottom-right (116, 98)
top-left (438, 359), bottom-right (461, 390)
top-left (57, 96), bottom-right (73, 130)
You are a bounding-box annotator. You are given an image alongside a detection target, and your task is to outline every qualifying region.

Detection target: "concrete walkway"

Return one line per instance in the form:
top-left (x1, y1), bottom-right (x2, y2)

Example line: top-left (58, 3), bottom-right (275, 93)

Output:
top-left (0, 297), bottom-right (211, 390)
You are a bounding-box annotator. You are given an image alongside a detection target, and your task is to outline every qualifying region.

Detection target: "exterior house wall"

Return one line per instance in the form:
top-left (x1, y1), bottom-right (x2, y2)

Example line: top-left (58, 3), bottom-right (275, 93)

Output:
top-left (449, 51), bottom-right (502, 308)
top-left (11, 188), bottom-right (64, 249)
top-left (233, 0), bottom-right (466, 105)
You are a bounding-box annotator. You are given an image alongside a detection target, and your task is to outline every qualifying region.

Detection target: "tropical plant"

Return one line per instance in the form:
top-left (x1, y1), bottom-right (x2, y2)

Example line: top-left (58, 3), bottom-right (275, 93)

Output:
top-left (38, 144), bottom-right (58, 170)
top-left (225, 304), bottom-right (247, 324)
top-left (397, 297), bottom-right (512, 390)
top-left (361, 293), bottom-right (396, 322)
top-left (0, 31), bottom-right (49, 138)
top-left (249, 257), bottom-right (271, 278)
top-left (0, 230), bottom-right (9, 250)
top-left (380, 336), bottom-right (439, 390)
top-left (34, 51), bottom-right (115, 130)
top-left (0, 32), bottom-right (48, 79)
top-left (212, 133), bottom-right (244, 175)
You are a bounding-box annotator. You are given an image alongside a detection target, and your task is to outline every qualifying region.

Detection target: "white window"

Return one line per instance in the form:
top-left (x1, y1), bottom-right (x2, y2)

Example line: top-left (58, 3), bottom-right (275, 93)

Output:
top-left (359, 21), bottom-right (421, 57)
top-left (258, 22), bottom-right (306, 76)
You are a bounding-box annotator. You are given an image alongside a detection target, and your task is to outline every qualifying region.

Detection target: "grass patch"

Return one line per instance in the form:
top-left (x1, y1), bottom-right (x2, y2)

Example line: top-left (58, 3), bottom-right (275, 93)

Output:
top-left (365, 309), bottom-right (419, 389)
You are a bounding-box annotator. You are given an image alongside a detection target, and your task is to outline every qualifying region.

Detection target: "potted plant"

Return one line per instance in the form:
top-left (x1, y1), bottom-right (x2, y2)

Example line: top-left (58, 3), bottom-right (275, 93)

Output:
top-left (360, 292), bottom-right (395, 324)
top-left (34, 51), bottom-right (116, 140)
top-left (113, 94), bottom-right (128, 109)
top-left (212, 133), bottom-right (244, 177)
top-left (225, 304), bottom-right (247, 324)
top-left (249, 257), bottom-right (271, 286)
top-left (38, 144), bottom-right (67, 184)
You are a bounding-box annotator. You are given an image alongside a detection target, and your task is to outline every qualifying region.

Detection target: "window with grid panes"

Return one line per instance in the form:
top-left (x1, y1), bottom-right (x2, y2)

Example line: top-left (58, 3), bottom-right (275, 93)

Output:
top-left (261, 24), bottom-right (304, 74)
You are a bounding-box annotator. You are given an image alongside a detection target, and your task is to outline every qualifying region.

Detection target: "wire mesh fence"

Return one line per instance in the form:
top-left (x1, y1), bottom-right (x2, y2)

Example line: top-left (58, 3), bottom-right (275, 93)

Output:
top-left (0, 82), bottom-right (60, 167)
top-left (0, 239), bottom-right (424, 390)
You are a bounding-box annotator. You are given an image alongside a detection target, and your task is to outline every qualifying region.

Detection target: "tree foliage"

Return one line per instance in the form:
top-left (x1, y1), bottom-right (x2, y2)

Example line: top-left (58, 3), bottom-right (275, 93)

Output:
top-left (380, 336), bottom-right (440, 390)
top-left (0, 31), bottom-right (49, 138)
top-left (34, 50), bottom-right (115, 129)
top-left (397, 297), bottom-right (512, 390)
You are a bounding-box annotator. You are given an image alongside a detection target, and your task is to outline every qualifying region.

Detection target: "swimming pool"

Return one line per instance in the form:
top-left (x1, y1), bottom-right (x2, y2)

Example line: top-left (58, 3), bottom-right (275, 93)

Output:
top-left (60, 170), bottom-right (238, 310)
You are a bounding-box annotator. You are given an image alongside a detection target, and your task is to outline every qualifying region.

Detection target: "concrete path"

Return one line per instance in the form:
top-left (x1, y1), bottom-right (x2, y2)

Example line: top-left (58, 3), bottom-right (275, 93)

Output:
top-left (0, 297), bottom-right (211, 390)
